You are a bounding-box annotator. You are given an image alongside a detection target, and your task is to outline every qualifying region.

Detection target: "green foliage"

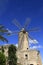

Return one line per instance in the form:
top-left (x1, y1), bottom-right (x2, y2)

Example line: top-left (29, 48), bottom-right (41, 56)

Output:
top-left (1, 46), bottom-right (4, 53)
top-left (0, 24), bottom-right (10, 43)
top-left (8, 44), bottom-right (17, 65)
top-left (0, 52), bottom-right (6, 65)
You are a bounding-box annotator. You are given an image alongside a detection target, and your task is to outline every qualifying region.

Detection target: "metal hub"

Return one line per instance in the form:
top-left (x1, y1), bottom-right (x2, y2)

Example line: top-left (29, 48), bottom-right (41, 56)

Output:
top-left (23, 30), bottom-right (26, 34)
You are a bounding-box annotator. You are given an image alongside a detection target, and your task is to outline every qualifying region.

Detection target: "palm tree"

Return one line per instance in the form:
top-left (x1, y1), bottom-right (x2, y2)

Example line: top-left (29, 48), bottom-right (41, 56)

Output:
top-left (8, 44), bottom-right (17, 65)
top-left (0, 52), bottom-right (6, 65)
top-left (0, 24), bottom-right (9, 43)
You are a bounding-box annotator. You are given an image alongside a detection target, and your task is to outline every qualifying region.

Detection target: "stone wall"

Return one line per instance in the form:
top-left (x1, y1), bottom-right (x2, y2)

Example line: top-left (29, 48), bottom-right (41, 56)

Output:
top-left (16, 49), bottom-right (42, 65)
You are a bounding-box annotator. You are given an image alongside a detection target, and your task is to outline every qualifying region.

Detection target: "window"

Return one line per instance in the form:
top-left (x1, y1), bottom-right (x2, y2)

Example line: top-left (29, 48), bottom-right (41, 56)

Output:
top-left (30, 64), bottom-right (33, 65)
top-left (27, 48), bottom-right (28, 50)
top-left (25, 54), bottom-right (28, 59)
top-left (25, 54), bottom-right (28, 57)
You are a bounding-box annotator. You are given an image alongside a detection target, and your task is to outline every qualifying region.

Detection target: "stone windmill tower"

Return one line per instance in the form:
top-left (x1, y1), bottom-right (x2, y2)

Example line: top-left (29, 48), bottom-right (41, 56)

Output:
top-left (11, 19), bottom-right (42, 65)
top-left (18, 28), bottom-right (29, 51)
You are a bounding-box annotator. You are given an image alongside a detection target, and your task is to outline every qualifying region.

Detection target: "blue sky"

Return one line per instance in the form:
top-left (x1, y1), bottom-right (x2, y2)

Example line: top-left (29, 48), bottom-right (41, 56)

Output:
top-left (0, 0), bottom-right (43, 63)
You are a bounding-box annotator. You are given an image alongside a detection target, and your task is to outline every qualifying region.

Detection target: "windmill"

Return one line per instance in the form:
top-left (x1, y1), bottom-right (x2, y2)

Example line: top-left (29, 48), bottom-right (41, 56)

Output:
top-left (8, 18), bottom-right (39, 50)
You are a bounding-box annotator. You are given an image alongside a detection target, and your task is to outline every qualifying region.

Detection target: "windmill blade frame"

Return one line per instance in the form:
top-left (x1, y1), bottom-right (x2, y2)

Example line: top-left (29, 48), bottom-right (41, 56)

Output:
top-left (28, 27), bottom-right (39, 32)
top-left (12, 19), bottom-right (22, 30)
top-left (7, 31), bottom-right (19, 36)
top-left (28, 34), bottom-right (38, 44)
top-left (24, 18), bottom-right (30, 29)
top-left (28, 34), bottom-right (34, 40)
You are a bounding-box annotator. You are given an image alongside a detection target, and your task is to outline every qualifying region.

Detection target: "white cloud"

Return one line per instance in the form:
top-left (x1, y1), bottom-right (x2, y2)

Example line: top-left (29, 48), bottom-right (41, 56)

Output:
top-left (15, 43), bottom-right (18, 47)
top-left (30, 45), bottom-right (43, 49)
top-left (29, 38), bottom-right (38, 44)
top-left (42, 61), bottom-right (43, 65)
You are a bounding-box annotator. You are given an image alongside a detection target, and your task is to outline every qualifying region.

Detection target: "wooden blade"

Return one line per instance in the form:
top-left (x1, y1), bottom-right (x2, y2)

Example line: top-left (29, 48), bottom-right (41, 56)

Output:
top-left (12, 19), bottom-right (22, 30)
top-left (28, 34), bottom-right (37, 43)
top-left (7, 31), bottom-right (19, 36)
top-left (28, 28), bottom-right (39, 32)
top-left (24, 18), bottom-right (30, 29)
top-left (28, 34), bottom-right (34, 40)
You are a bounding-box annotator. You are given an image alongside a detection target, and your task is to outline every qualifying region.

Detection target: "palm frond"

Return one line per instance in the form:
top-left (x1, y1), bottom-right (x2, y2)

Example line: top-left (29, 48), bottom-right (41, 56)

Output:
top-left (0, 29), bottom-right (8, 33)
top-left (0, 24), bottom-right (9, 43)
top-left (0, 35), bottom-right (8, 43)
top-left (0, 25), bottom-right (4, 29)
